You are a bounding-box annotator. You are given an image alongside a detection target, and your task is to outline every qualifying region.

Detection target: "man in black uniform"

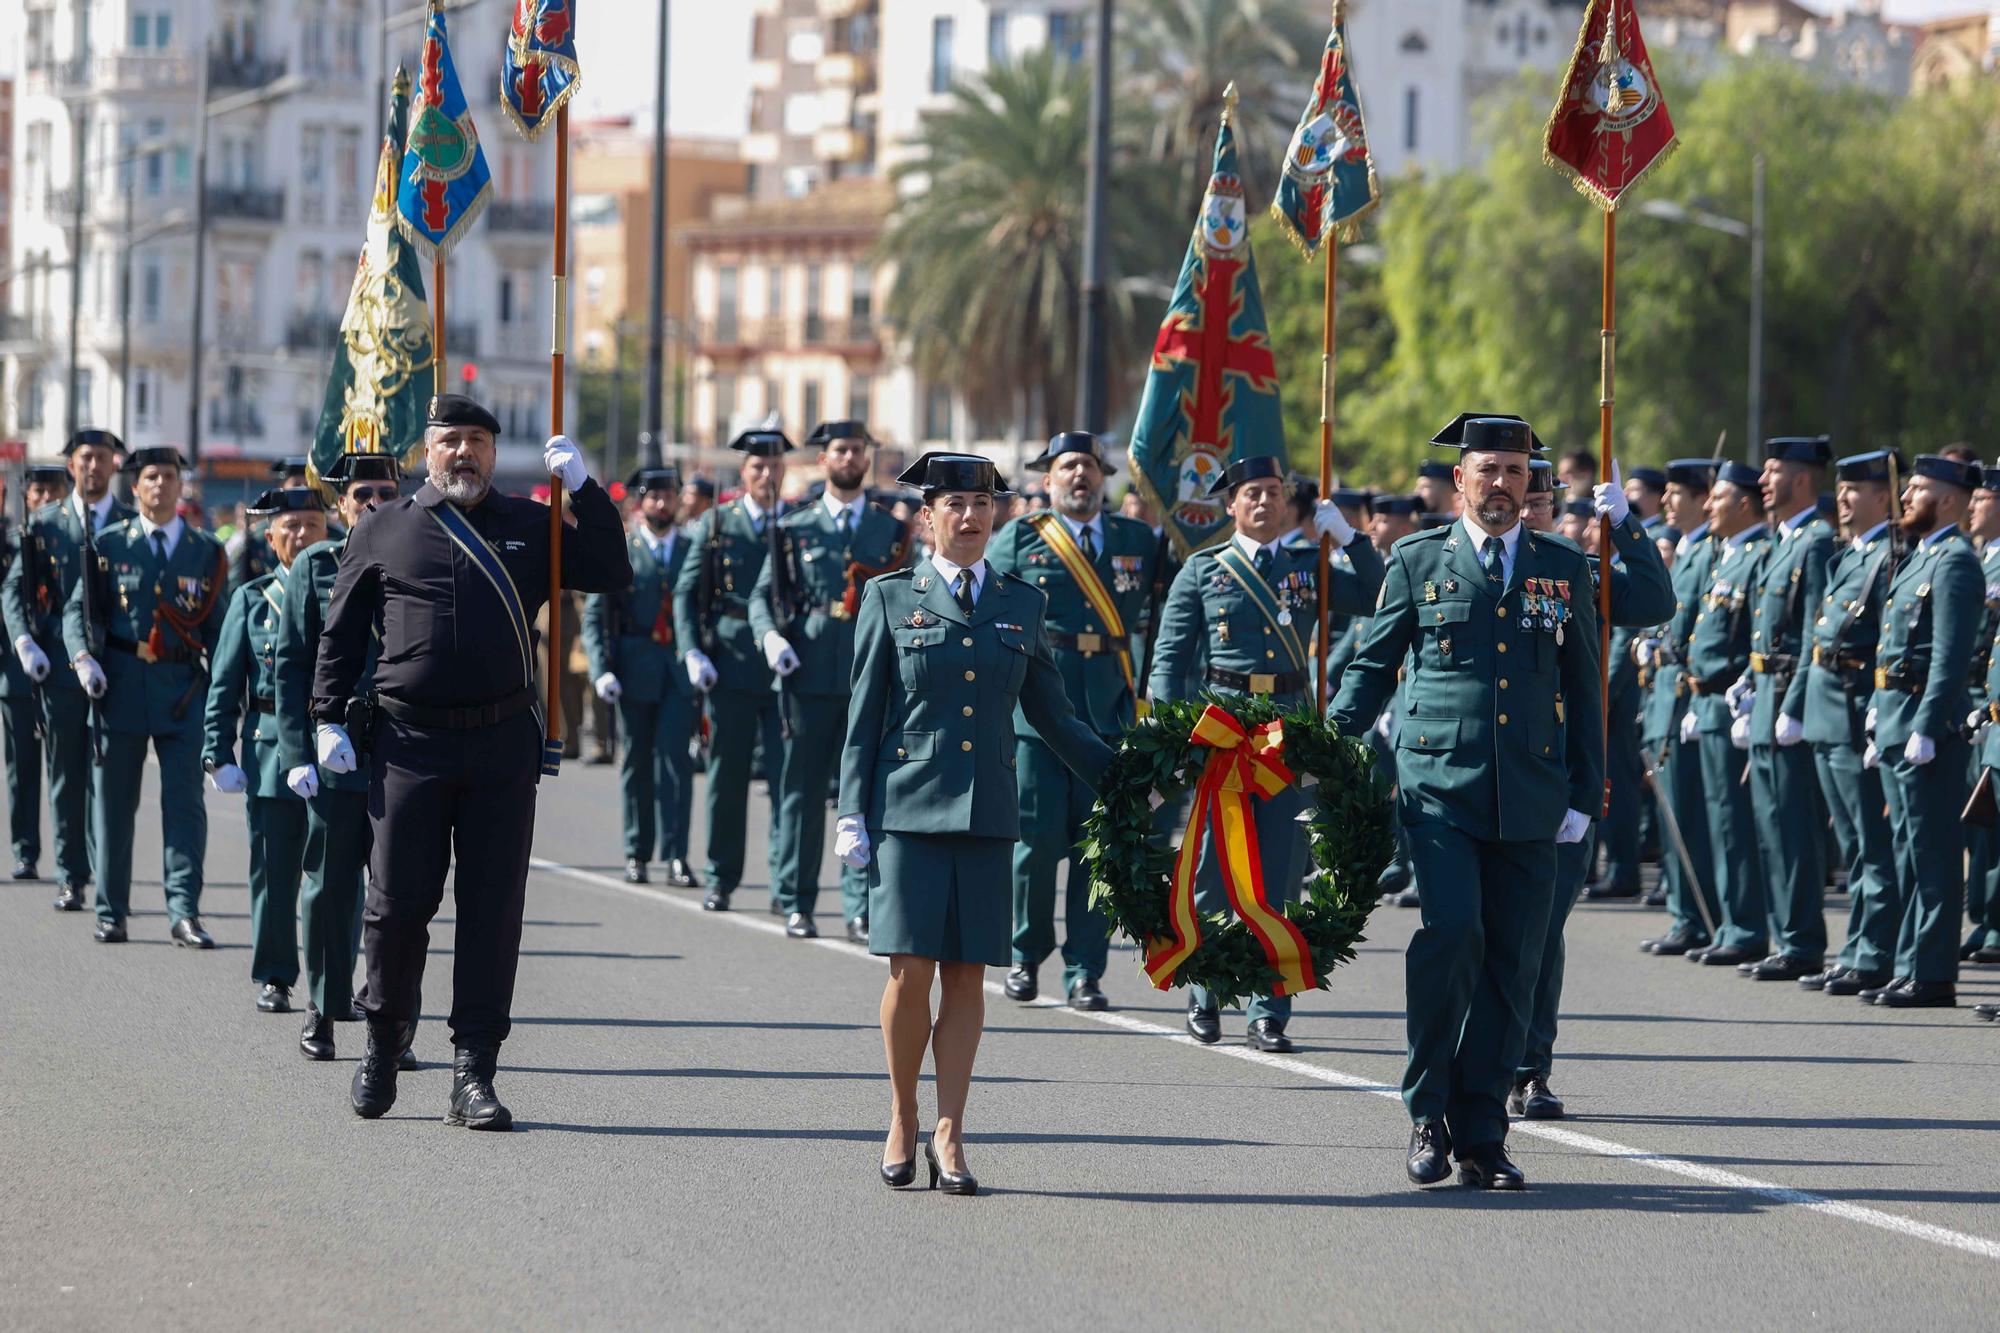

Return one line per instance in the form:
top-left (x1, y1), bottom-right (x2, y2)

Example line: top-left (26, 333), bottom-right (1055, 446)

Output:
top-left (313, 396), bottom-right (631, 1129)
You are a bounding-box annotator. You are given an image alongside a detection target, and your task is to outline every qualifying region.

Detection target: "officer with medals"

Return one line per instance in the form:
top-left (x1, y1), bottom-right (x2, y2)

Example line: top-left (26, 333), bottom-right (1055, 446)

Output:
top-left (985, 431), bottom-right (1157, 1009)
top-left (1861, 454), bottom-right (1982, 1008)
top-left (316, 399), bottom-right (631, 1127)
top-left (585, 465), bottom-right (699, 890)
top-left (0, 472), bottom-right (42, 882)
top-left (1958, 469), bottom-right (2000, 962)
top-left (1150, 455), bottom-right (1383, 1053)
top-left (5, 430), bottom-right (134, 912)
top-left (1331, 414), bottom-right (1603, 1190)
top-left (673, 429), bottom-right (789, 913)
top-left (1678, 461), bottom-right (1772, 968)
top-left (1794, 450), bottom-right (1903, 996)
top-left (751, 421), bottom-right (910, 941)
top-left (1634, 460), bottom-right (1723, 957)
top-left (275, 450), bottom-right (404, 1062)
top-left (63, 446), bottom-right (230, 947)
top-left (204, 488), bottom-right (327, 1012)
top-left (833, 452), bottom-right (1114, 1195)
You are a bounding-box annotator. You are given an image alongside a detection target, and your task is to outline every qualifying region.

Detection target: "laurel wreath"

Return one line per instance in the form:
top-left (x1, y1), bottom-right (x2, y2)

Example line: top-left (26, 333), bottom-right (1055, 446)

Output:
top-left (1079, 695), bottom-right (1395, 1008)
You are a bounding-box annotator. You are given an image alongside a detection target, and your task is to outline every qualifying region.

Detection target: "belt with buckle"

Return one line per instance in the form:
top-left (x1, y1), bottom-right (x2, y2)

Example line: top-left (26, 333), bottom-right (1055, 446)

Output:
top-left (1205, 666), bottom-right (1305, 696)
top-left (1050, 631), bottom-right (1130, 655)
top-left (1749, 651), bottom-right (1797, 674)
top-left (377, 686), bottom-right (538, 731)
top-left (1684, 667), bottom-right (1743, 697)
top-left (1811, 645), bottom-right (1869, 673)
top-left (106, 634), bottom-right (193, 665)
top-left (1873, 666), bottom-right (1920, 694)
top-left (250, 695), bottom-right (275, 715)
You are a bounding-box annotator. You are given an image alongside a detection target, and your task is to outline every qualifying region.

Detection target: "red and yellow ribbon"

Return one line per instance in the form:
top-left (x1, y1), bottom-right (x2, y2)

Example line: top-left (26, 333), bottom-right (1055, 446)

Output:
top-left (1144, 705), bottom-right (1317, 996)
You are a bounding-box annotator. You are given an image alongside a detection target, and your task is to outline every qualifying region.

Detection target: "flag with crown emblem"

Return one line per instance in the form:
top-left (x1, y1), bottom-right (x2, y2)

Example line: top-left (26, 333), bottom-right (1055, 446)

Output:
top-left (501, 0), bottom-right (581, 142)
top-left (1271, 0), bottom-right (1378, 256)
top-left (397, 3), bottom-right (492, 260)
top-left (1544, 0), bottom-right (1677, 210)
top-left (1128, 97), bottom-right (1284, 558)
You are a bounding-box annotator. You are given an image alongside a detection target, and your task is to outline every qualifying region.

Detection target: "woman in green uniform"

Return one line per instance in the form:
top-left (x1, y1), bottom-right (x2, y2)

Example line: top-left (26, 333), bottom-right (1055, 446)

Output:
top-left (836, 454), bottom-right (1113, 1195)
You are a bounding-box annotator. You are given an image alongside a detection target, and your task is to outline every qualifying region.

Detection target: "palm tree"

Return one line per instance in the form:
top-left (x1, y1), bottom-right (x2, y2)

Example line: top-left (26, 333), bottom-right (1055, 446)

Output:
top-left (881, 50), bottom-right (1168, 440)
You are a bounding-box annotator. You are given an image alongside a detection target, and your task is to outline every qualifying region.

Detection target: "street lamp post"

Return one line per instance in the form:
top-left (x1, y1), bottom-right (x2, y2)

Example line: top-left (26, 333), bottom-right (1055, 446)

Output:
top-left (644, 0), bottom-right (669, 467)
top-left (1073, 0), bottom-right (1113, 435)
top-left (64, 100), bottom-right (87, 442)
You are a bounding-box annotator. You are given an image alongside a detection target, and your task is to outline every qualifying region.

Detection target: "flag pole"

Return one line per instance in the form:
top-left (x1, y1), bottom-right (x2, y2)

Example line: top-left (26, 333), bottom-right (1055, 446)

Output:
top-left (1315, 235), bottom-right (1336, 711)
top-left (544, 99), bottom-right (571, 775)
top-left (1597, 206), bottom-right (1615, 814)
top-left (434, 259), bottom-right (447, 395)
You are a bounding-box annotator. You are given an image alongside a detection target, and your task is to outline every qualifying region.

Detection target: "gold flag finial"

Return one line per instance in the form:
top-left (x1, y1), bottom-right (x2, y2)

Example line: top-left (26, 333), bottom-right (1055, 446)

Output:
top-left (391, 64), bottom-right (411, 98)
top-left (1222, 81), bottom-right (1239, 125)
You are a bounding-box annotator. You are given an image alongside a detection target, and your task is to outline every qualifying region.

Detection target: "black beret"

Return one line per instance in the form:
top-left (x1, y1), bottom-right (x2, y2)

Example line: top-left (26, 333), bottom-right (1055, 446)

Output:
top-left (1025, 430), bottom-right (1117, 474)
top-left (1834, 449), bottom-right (1904, 484)
top-left (1204, 454), bottom-right (1286, 497)
top-left (64, 428), bottom-right (125, 456)
top-left (426, 394), bottom-right (502, 433)
top-left (1372, 495), bottom-right (1422, 517)
top-left (896, 452), bottom-right (1012, 496)
top-left (626, 466), bottom-right (682, 494)
top-left (729, 428), bottom-right (795, 457)
top-left (1664, 458), bottom-right (1719, 489)
top-left (121, 446), bottom-right (187, 474)
top-left (1762, 435), bottom-right (1834, 466)
top-left (1912, 454), bottom-right (1981, 491)
top-left (1430, 413), bottom-right (1546, 456)
top-left (1714, 461), bottom-right (1762, 491)
top-left (1628, 467), bottom-right (1668, 492)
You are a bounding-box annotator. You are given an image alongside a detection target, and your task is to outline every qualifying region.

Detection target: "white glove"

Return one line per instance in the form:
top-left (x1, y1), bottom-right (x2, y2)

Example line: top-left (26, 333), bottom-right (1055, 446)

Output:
top-left (315, 723), bottom-right (357, 774)
top-left (13, 635), bottom-right (48, 682)
top-left (1725, 677), bottom-right (1755, 718)
top-left (73, 653), bottom-right (106, 699)
top-left (1905, 732), bottom-right (1936, 766)
top-left (1312, 499), bottom-right (1356, 546)
top-left (684, 649), bottom-right (717, 692)
top-left (1593, 459), bottom-right (1630, 525)
top-left (1773, 713), bottom-right (1804, 747)
top-left (208, 762), bottom-right (247, 794)
top-left (761, 631), bottom-right (800, 677)
top-left (286, 764), bottom-right (320, 799)
top-left (1374, 711), bottom-right (1394, 741)
top-left (1679, 710), bottom-right (1701, 744)
top-left (1863, 742), bottom-right (1881, 769)
top-left (1729, 714), bottom-right (1753, 749)
top-left (543, 434), bottom-right (588, 491)
top-left (835, 814), bottom-right (871, 869)
top-left (593, 672), bottom-right (623, 703)
top-left (1968, 707), bottom-right (1991, 742)
top-left (1865, 705), bottom-right (1878, 734)
top-left (1555, 808), bottom-right (1591, 844)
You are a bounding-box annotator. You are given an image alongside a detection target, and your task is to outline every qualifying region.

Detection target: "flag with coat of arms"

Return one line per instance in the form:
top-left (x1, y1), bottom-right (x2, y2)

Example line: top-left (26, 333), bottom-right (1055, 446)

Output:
top-left (397, 2), bottom-right (493, 260)
top-left (1544, 0), bottom-right (1677, 210)
top-left (501, 0), bottom-right (581, 141)
top-left (1127, 89), bottom-right (1284, 559)
top-left (1271, 0), bottom-right (1379, 256)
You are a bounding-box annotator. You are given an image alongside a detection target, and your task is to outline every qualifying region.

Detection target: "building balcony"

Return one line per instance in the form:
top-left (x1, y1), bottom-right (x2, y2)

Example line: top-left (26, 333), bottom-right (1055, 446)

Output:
top-left (487, 200), bottom-right (556, 235)
top-left (490, 321), bottom-right (548, 362)
top-left (209, 186), bottom-right (287, 224)
top-left (214, 315), bottom-right (263, 352)
top-left (806, 315), bottom-right (882, 359)
top-left (742, 132), bottom-right (783, 164)
top-left (0, 312), bottom-right (45, 352)
top-left (817, 52), bottom-right (873, 86)
top-left (814, 125), bottom-right (873, 163)
top-left (285, 311), bottom-right (343, 354)
top-left (694, 316), bottom-right (780, 359)
top-left (209, 53), bottom-right (289, 92)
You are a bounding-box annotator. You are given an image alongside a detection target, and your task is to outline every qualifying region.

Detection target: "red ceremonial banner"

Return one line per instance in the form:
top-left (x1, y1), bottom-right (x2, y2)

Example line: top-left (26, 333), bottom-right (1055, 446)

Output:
top-left (1544, 0), bottom-right (1677, 211)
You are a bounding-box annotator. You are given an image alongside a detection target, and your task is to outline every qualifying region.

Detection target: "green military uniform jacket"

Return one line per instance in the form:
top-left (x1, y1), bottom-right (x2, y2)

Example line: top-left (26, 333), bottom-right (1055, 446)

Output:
top-left (1640, 525), bottom-right (1716, 747)
top-left (273, 535), bottom-right (380, 795)
top-left (1331, 522), bottom-right (1604, 842)
top-left (1970, 542), bottom-right (2000, 720)
top-left (63, 519), bottom-right (229, 737)
top-left (203, 572), bottom-right (292, 797)
top-left (1559, 512), bottom-right (1676, 632)
top-left (749, 498), bottom-right (910, 699)
top-left (672, 498), bottom-right (778, 694)
top-left (1747, 510), bottom-right (1836, 738)
top-left (987, 509), bottom-right (1158, 737)
top-left (585, 525), bottom-right (693, 706)
top-left (1978, 545), bottom-right (2000, 768)
top-left (1871, 525), bottom-right (1981, 749)
top-left (1797, 523), bottom-right (1893, 748)
top-left (0, 523), bottom-right (37, 701)
top-left (1683, 525), bottom-right (1770, 733)
top-left (3, 495), bottom-right (137, 689)
top-left (839, 564), bottom-right (1112, 839)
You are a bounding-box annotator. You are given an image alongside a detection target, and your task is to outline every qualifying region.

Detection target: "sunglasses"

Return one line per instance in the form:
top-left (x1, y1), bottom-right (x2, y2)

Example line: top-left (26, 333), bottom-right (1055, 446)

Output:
top-left (349, 485), bottom-right (398, 503)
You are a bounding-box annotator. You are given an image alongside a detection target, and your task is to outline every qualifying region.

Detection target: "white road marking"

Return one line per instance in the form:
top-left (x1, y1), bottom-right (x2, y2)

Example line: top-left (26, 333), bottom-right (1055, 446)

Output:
top-left (531, 856), bottom-right (2000, 1263)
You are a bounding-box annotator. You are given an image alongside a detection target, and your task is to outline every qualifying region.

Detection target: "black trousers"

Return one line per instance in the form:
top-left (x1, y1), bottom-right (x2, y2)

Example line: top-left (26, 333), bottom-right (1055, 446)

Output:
top-left (359, 712), bottom-right (540, 1049)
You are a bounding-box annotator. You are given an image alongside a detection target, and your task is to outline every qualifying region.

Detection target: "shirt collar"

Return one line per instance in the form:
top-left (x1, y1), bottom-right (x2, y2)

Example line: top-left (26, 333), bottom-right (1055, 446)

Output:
top-left (1921, 522), bottom-right (1959, 549)
top-left (74, 492), bottom-right (114, 528)
top-left (1853, 520), bottom-right (1890, 548)
top-left (927, 551), bottom-right (987, 594)
top-left (1779, 504), bottom-right (1819, 534)
top-left (1458, 514), bottom-right (1521, 559)
top-left (1726, 521), bottom-right (1767, 549)
top-left (821, 490), bottom-right (865, 523)
top-left (1059, 510), bottom-right (1103, 545)
top-left (137, 513), bottom-right (184, 549)
top-left (1231, 531), bottom-right (1279, 561)
top-left (739, 494), bottom-right (769, 525)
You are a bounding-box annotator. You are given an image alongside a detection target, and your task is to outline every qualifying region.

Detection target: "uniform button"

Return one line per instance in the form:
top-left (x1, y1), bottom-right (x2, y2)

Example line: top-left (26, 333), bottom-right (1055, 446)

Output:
top-left (961, 706), bottom-right (973, 717)
top-left (960, 740), bottom-right (973, 752)
top-left (961, 636), bottom-right (973, 647)
top-left (1038, 576), bottom-right (1047, 585)
top-left (964, 670), bottom-right (976, 682)
top-left (896, 748), bottom-right (906, 758)
top-left (1496, 605), bottom-right (1506, 617)
top-left (1419, 734), bottom-right (1428, 745)
top-left (1499, 678), bottom-right (1509, 690)
top-left (1498, 713), bottom-right (1509, 725)
top-left (1497, 642), bottom-right (1507, 654)
top-left (1266, 650), bottom-right (1276, 659)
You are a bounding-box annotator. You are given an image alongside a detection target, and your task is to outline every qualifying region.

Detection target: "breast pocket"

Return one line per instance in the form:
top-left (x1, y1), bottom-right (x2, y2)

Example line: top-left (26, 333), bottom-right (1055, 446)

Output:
top-left (995, 628), bottom-right (1031, 693)
top-left (382, 573), bottom-right (442, 654)
top-left (1421, 599), bottom-right (1474, 670)
top-left (893, 626), bottom-right (947, 691)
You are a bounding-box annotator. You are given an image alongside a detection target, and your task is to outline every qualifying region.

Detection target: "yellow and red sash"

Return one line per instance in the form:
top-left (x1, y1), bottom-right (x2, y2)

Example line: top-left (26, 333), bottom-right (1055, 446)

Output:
top-left (1026, 512), bottom-right (1141, 712)
top-left (1143, 704), bottom-right (1317, 997)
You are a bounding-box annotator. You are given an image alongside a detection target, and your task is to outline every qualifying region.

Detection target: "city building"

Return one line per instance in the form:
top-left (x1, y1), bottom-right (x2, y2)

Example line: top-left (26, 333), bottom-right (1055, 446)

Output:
top-left (745, 0), bottom-right (879, 201)
top-left (1645, 0), bottom-right (1916, 97)
top-left (1911, 9), bottom-right (2000, 93)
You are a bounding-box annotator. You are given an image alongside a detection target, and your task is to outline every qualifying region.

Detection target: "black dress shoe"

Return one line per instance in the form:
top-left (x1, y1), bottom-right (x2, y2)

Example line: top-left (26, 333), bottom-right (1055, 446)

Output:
top-left (785, 912), bottom-right (818, 939)
top-left (1857, 976), bottom-right (1910, 1003)
top-left (1003, 965), bottom-right (1038, 1002)
top-left (350, 1024), bottom-right (402, 1118)
top-left (299, 1006), bottom-right (336, 1061)
top-left (666, 858), bottom-right (697, 889)
top-left (12, 859), bottom-right (37, 880)
top-left (701, 889), bottom-right (731, 912)
top-left (53, 882), bottom-right (87, 912)
top-left (1734, 954), bottom-right (1770, 976)
top-left (1582, 881), bottom-right (1640, 901)
top-left (768, 899), bottom-right (786, 917)
top-left (1696, 945), bottom-right (1765, 967)
top-left (1407, 1122), bottom-right (1452, 1186)
top-left (1376, 862), bottom-right (1411, 894)
top-left (623, 859), bottom-right (648, 885)
top-left (1972, 1002), bottom-right (1999, 1021)
top-left (1974, 947), bottom-right (2000, 965)
top-left (1245, 1018), bottom-right (1292, 1053)
top-left (1394, 887), bottom-right (1421, 908)
top-left (256, 982), bottom-right (292, 1013)
top-left (444, 1047), bottom-right (513, 1130)
top-left (1457, 1143), bottom-right (1527, 1190)
top-left (1877, 980), bottom-right (1956, 1008)
top-left (1640, 887), bottom-right (1668, 908)
top-left (1643, 926), bottom-right (1708, 956)
top-left (170, 917), bottom-right (215, 949)
top-left (1068, 978), bottom-right (1108, 1012)
top-left (924, 1139), bottom-right (978, 1196)
top-left (1508, 1075), bottom-right (1564, 1120)
top-left (846, 917), bottom-right (869, 945)
top-left (1186, 996), bottom-right (1221, 1045)
top-left (1825, 968), bottom-right (1891, 996)
top-left (1798, 964), bottom-right (1845, 990)
top-left (93, 918), bottom-right (126, 943)
top-left (1749, 953), bottom-right (1822, 982)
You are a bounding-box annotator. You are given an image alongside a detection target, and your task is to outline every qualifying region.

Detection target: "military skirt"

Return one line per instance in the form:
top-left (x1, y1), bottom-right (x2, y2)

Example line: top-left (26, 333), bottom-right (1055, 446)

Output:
top-left (868, 831), bottom-right (1013, 965)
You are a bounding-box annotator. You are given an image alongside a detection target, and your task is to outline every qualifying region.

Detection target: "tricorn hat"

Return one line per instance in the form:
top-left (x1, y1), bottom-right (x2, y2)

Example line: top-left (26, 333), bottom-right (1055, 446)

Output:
top-left (804, 419), bottom-right (877, 449)
top-left (1430, 413), bottom-right (1546, 456)
top-left (121, 446), bottom-right (187, 474)
top-left (63, 428), bottom-right (125, 456)
top-left (322, 451), bottom-right (403, 485)
top-left (626, 466), bottom-right (683, 494)
top-left (1024, 431), bottom-right (1117, 475)
top-left (895, 452), bottom-right (1012, 496)
top-left (1204, 454), bottom-right (1287, 498)
top-left (729, 428), bottom-right (795, 457)
top-left (247, 487), bottom-right (325, 517)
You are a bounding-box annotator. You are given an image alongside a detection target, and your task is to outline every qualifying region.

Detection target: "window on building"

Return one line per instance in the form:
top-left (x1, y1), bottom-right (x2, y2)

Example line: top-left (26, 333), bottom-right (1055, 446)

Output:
top-left (786, 27), bottom-right (823, 63)
top-left (300, 126), bottom-right (325, 190)
top-left (140, 258), bottom-right (162, 323)
top-left (154, 13), bottom-right (171, 46)
top-left (584, 266), bottom-right (604, 308)
top-left (499, 274), bottom-right (516, 324)
top-left (802, 381), bottom-right (821, 430)
top-left (716, 266), bottom-right (739, 342)
top-left (335, 130), bottom-right (362, 219)
top-left (713, 373), bottom-right (737, 437)
top-left (781, 165), bottom-right (816, 198)
top-left (849, 264), bottom-right (873, 333)
top-left (302, 17), bottom-right (327, 73)
top-left (132, 368), bottom-right (157, 428)
top-left (21, 373), bottom-right (44, 431)
top-left (930, 17), bottom-right (954, 94)
top-left (337, 3), bottom-right (364, 76)
top-left (766, 265), bottom-right (783, 322)
top-left (144, 117), bottom-right (166, 195)
top-left (73, 369), bottom-right (93, 423)
top-left (1404, 87), bottom-right (1419, 152)
top-left (783, 92), bottom-right (821, 136)
top-left (297, 250), bottom-right (324, 315)
top-left (988, 13), bottom-right (1008, 66)
top-left (847, 374), bottom-right (871, 425)
top-left (1048, 11), bottom-right (1084, 63)
top-left (803, 263), bottom-right (823, 342)
top-left (924, 385), bottom-right (954, 442)
top-left (130, 12), bottom-right (150, 47)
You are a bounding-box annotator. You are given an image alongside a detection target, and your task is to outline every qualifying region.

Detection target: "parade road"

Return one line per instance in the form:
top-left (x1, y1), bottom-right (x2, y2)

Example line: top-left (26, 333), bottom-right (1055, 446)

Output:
top-left (3, 759), bottom-right (1996, 1330)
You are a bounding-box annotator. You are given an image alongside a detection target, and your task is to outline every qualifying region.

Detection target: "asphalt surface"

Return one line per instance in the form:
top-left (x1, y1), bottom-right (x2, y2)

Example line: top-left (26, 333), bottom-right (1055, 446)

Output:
top-left (3, 757), bottom-right (1998, 1331)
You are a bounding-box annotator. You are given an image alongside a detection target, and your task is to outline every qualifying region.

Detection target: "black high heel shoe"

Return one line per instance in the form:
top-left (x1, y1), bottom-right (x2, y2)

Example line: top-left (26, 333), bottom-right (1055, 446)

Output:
top-left (925, 1138), bottom-right (979, 1196)
top-left (880, 1155), bottom-right (916, 1188)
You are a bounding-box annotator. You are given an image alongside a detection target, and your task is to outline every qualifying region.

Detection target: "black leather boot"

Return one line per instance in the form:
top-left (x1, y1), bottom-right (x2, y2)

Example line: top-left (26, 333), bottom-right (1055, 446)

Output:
top-left (445, 1047), bottom-right (513, 1130)
top-left (350, 1023), bottom-right (402, 1118)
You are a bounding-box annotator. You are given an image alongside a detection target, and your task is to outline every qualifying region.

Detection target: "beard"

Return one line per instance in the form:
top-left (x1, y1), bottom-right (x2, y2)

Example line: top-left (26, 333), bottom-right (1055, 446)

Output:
top-left (643, 510), bottom-right (676, 533)
top-left (826, 460), bottom-right (869, 492)
top-left (1476, 492), bottom-right (1520, 529)
top-left (1899, 497), bottom-right (1938, 537)
top-left (429, 458), bottom-right (491, 506)
top-left (1056, 481), bottom-right (1102, 520)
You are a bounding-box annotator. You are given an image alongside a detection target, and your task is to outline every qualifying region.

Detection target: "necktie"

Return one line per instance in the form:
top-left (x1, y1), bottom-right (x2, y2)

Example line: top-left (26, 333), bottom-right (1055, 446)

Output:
top-left (954, 569), bottom-right (975, 615)
top-left (1482, 536), bottom-right (1505, 585)
top-left (1253, 544), bottom-right (1274, 579)
top-left (837, 507), bottom-right (854, 548)
top-left (1080, 524), bottom-right (1098, 563)
top-left (151, 530), bottom-right (168, 566)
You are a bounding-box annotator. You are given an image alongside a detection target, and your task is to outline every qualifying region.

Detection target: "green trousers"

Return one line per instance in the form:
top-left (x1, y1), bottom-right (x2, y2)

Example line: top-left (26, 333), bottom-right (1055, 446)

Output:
top-left (1519, 826), bottom-right (1594, 1082)
top-left (615, 691), bottom-right (697, 863)
top-left (1656, 737), bottom-right (1718, 940)
top-left (1404, 821), bottom-right (1556, 1151)
top-left (770, 691), bottom-right (866, 922)
top-left (1814, 741), bottom-right (1901, 974)
top-left (40, 687), bottom-right (92, 887)
top-left (1190, 781), bottom-right (1308, 1026)
top-left (1750, 741), bottom-right (1828, 962)
top-left (1881, 741), bottom-right (1969, 984)
top-left (92, 729), bottom-right (204, 927)
top-left (701, 688), bottom-right (782, 894)
top-left (301, 788), bottom-right (370, 1016)
top-left (1696, 730), bottom-right (1769, 953)
top-left (2, 694), bottom-right (41, 864)
top-left (1010, 733), bottom-right (1111, 990)
top-left (246, 793), bottom-right (307, 987)
top-left (1599, 681), bottom-right (1643, 893)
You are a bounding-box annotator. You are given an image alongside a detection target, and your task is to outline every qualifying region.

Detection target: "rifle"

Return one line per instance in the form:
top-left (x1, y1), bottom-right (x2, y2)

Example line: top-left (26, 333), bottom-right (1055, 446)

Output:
top-left (1132, 527), bottom-right (1175, 707)
top-left (765, 511), bottom-right (803, 741)
top-left (694, 508), bottom-right (723, 657)
top-left (79, 518), bottom-right (106, 765)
